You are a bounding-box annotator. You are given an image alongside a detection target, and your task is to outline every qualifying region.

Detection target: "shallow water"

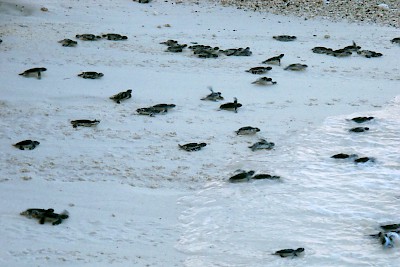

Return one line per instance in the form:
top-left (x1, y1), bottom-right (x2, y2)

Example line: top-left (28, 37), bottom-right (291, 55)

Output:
top-left (177, 96), bottom-right (400, 266)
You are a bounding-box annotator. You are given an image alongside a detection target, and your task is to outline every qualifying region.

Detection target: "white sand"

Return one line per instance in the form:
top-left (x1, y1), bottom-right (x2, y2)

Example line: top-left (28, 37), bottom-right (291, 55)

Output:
top-left (0, 0), bottom-right (399, 266)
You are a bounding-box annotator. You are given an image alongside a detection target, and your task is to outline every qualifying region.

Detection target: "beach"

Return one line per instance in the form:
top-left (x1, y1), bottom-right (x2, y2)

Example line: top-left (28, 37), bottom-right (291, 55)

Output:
top-left (0, 0), bottom-right (399, 266)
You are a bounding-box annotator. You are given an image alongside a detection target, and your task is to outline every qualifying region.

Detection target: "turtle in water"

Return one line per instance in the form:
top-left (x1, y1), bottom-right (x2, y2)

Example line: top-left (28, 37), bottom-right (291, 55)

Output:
top-left (102, 33), bottom-right (128, 40)
top-left (19, 67), bottom-right (47, 79)
top-left (273, 35), bottom-right (297, 42)
top-left (179, 142), bottom-right (207, 152)
top-left (262, 54), bottom-right (284, 65)
top-left (245, 66), bottom-right (272, 75)
top-left (70, 119), bottom-right (100, 128)
top-left (252, 174), bottom-right (280, 180)
top-left (249, 139), bottom-right (275, 151)
top-left (284, 64), bottom-right (308, 71)
top-left (136, 107), bottom-right (167, 116)
top-left (349, 127), bottom-right (369, 133)
top-left (201, 87), bottom-right (224, 101)
top-left (78, 72), bottom-right (104, 79)
top-left (235, 126), bottom-right (260, 135)
top-left (350, 116), bottom-right (374, 123)
top-left (75, 34), bottom-right (101, 41)
top-left (13, 140), bottom-right (40, 150)
top-left (381, 224), bottom-right (400, 231)
top-left (370, 232), bottom-right (399, 248)
top-left (58, 38), bottom-right (78, 47)
top-left (228, 170), bottom-right (255, 183)
top-left (220, 97), bottom-right (242, 113)
top-left (20, 208), bottom-right (69, 225)
top-left (273, 248), bottom-right (304, 258)
top-left (110, 89), bottom-right (132, 104)
top-left (251, 77), bottom-right (277, 85)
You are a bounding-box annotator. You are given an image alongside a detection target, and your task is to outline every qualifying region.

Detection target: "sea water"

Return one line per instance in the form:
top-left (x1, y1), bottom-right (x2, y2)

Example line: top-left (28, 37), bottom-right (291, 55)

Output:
top-left (177, 96), bottom-right (400, 266)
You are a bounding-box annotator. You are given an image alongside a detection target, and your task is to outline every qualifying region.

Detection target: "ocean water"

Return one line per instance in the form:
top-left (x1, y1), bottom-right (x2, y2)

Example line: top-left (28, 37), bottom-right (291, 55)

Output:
top-left (177, 96), bottom-right (400, 266)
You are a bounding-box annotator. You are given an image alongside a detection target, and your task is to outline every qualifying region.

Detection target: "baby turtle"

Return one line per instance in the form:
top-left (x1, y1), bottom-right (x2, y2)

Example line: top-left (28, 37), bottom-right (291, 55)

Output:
top-left (152, 104), bottom-right (176, 112)
top-left (235, 126), bottom-right (260, 135)
top-left (245, 66), bottom-right (272, 75)
top-left (251, 77), bottom-right (277, 85)
top-left (252, 174), bottom-right (280, 180)
top-left (102, 33), bottom-right (128, 40)
top-left (284, 64), bottom-right (308, 71)
top-left (228, 170), bottom-right (255, 183)
top-left (354, 156), bottom-right (374, 163)
top-left (330, 49), bottom-right (352, 57)
top-left (78, 72), bottom-right (104, 79)
top-left (349, 127), bottom-right (369, 133)
top-left (179, 142), bottom-right (207, 152)
top-left (357, 50), bottom-right (382, 58)
top-left (19, 67), bottom-right (47, 79)
top-left (262, 54), bottom-right (284, 65)
top-left (136, 107), bottom-right (166, 116)
top-left (381, 224), bottom-right (400, 231)
top-left (75, 34), bottom-right (101, 41)
top-left (331, 153), bottom-right (358, 159)
top-left (342, 41), bottom-right (361, 52)
top-left (110, 89), bottom-right (132, 104)
top-left (166, 43), bottom-right (187, 53)
top-left (134, 0), bottom-right (151, 3)
top-left (370, 232), bottom-right (398, 248)
top-left (312, 46), bottom-right (333, 54)
top-left (13, 140), bottom-right (40, 150)
top-left (20, 208), bottom-right (69, 225)
top-left (160, 39), bottom-right (178, 46)
top-left (273, 248), bottom-right (304, 258)
top-left (220, 97), bottom-right (242, 113)
top-left (351, 116), bottom-right (374, 123)
top-left (201, 87), bottom-right (224, 101)
top-left (71, 119), bottom-right (100, 128)
top-left (249, 139), bottom-right (275, 151)
top-left (273, 35), bottom-right (297, 42)
top-left (58, 38), bottom-right (77, 47)
top-left (391, 37), bottom-right (400, 44)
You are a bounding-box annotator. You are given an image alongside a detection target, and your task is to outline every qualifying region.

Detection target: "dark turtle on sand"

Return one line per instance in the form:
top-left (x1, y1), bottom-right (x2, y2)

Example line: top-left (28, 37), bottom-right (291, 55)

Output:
top-left (152, 104), bottom-right (176, 112)
top-left (160, 39), bottom-right (178, 46)
top-left (201, 87), bottom-right (224, 101)
top-left (312, 47), bottom-right (333, 54)
top-left (284, 64), bottom-right (307, 71)
top-left (20, 208), bottom-right (69, 225)
top-left (381, 224), bottom-right (400, 231)
top-left (349, 127), bottom-right (369, 133)
top-left (136, 107), bottom-right (167, 116)
top-left (102, 33), bottom-right (128, 40)
top-left (110, 89), bottom-right (132, 104)
top-left (350, 116), bottom-right (374, 123)
top-left (220, 97), bottom-right (242, 113)
top-left (331, 153), bottom-right (358, 159)
top-left (252, 174), bottom-right (280, 180)
top-left (391, 38), bottom-right (400, 44)
top-left (357, 50), bottom-right (382, 58)
top-left (245, 66), bottom-right (272, 74)
top-left (249, 139), bottom-right (275, 151)
top-left (166, 43), bottom-right (187, 53)
top-left (221, 47), bottom-right (252, 56)
top-left (273, 248), bottom-right (304, 258)
top-left (58, 38), bottom-right (77, 47)
top-left (75, 34), bottom-right (101, 41)
top-left (262, 54), bottom-right (284, 65)
top-left (179, 142), bottom-right (207, 152)
top-left (13, 140), bottom-right (40, 150)
top-left (133, 0), bottom-right (151, 3)
top-left (78, 72), bottom-right (104, 79)
top-left (342, 41), bottom-right (361, 52)
top-left (354, 157), bottom-right (374, 163)
top-left (273, 35), bottom-right (297, 42)
top-left (19, 67), bottom-right (47, 79)
top-left (251, 77), bottom-right (277, 85)
top-left (71, 119), bottom-right (100, 128)
top-left (235, 126), bottom-right (260, 135)
top-left (330, 49), bottom-right (352, 57)
top-left (228, 170), bottom-right (255, 183)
